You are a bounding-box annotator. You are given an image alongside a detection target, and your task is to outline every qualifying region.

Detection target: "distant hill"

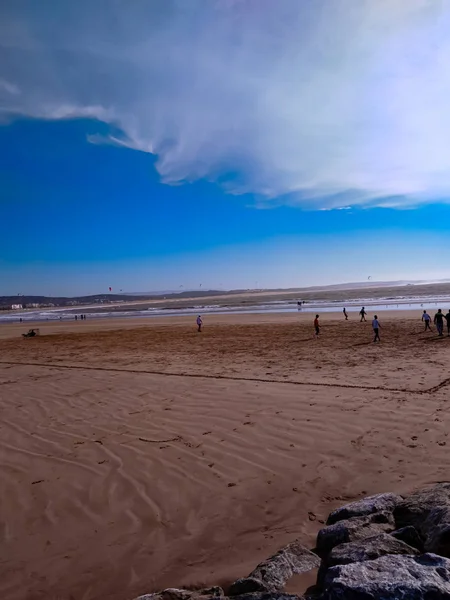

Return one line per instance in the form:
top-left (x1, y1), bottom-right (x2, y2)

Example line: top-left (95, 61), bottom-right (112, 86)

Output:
top-left (2, 279), bottom-right (450, 309)
top-left (0, 289), bottom-right (242, 308)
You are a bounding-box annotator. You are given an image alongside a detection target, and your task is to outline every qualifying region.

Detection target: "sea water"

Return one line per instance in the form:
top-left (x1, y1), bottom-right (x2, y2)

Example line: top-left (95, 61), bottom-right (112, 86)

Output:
top-left (2, 295), bottom-right (450, 323)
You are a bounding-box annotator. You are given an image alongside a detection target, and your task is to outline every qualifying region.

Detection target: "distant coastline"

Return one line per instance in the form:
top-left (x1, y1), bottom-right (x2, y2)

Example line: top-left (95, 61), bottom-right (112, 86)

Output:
top-left (3, 280), bottom-right (450, 323)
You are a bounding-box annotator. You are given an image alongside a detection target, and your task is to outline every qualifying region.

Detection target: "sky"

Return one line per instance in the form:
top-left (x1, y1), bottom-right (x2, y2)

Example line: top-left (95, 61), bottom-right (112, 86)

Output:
top-left (1, 0), bottom-right (450, 296)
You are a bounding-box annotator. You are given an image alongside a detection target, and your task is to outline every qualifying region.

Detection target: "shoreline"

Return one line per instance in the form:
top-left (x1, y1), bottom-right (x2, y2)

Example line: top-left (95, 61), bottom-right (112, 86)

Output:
top-left (2, 297), bottom-right (450, 327)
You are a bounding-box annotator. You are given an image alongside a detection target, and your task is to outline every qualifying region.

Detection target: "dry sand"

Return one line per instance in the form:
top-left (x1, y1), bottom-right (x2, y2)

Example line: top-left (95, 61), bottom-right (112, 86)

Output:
top-left (1, 311), bottom-right (449, 600)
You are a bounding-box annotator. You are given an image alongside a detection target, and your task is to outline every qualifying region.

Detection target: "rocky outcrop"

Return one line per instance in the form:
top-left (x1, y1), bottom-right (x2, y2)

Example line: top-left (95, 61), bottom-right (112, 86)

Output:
top-left (316, 511), bottom-right (395, 554)
top-left (228, 541), bottom-right (319, 595)
top-left (394, 482), bottom-right (450, 557)
top-left (132, 484), bottom-right (450, 600)
top-left (226, 595), bottom-right (303, 600)
top-left (322, 553), bottom-right (450, 599)
top-left (317, 532), bottom-right (419, 586)
top-left (326, 493), bottom-right (402, 525)
top-left (134, 588), bottom-right (225, 600)
top-left (133, 590), bottom-right (305, 600)
top-left (391, 525), bottom-right (424, 551)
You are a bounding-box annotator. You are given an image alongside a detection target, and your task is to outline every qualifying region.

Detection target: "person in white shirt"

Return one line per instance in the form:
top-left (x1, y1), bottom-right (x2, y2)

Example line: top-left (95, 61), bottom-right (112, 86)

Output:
top-left (422, 310), bottom-right (432, 331)
top-left (372, 315), bottom-right (381, 342)
top-left (196, 315), bottom-right (203, 332)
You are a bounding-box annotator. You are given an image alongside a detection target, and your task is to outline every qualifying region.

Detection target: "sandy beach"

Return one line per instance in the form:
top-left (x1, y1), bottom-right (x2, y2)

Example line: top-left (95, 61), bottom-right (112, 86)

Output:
top-left (1, 311), bottom-right (450, 600)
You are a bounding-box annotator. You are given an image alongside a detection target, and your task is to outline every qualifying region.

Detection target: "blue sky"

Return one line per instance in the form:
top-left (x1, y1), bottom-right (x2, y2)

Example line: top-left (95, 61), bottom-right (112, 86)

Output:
top-left (1, 1), bottom-right (450, 296)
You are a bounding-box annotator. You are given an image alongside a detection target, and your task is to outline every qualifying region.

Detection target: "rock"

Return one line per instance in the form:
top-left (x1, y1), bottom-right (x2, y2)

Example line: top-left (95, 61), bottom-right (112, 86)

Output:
top-left (134, 588), bottom-right (224, 600)
top-left (228, 579), bottom-right (269, 595)
top-left (198, 590), bottom-right (224, 598)
top-left (134, 594), bottom-right (300, 600)
top-left (326, 493), bottom-right (402, 525)
top-left (229, 595), bottom-right (304, 600)
top-left (322, 553), bottom-right (450, 599)
top-left (228, 541), bottom-right (319, 595)
top-left (394, 482), bottom-right (450, 556)
top-left (317, 532), bottom-right (419, 587)
top-left (394, 483), bottom-right (450, 528)
top-left (316, 511), bottom-right (395, 554)
top-left (391, 525), bottom-right (424, 551)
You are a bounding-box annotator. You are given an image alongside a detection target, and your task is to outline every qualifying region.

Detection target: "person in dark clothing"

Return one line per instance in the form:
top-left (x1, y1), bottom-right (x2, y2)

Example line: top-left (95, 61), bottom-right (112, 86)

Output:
top-left (360, 307), bottom-right (367, 322)
top-left (445, 309), bottom-right (450, 336)
top-left (314, 314), bottom-right (320, 336)
top-left (343, 307), bottom-right (348, 320)
top-left (22, 329), bottom-right (36, 338)
top-left (372, 315), bottom-right (381, 342)
top-left (434, 309), bottom-right (445, 336)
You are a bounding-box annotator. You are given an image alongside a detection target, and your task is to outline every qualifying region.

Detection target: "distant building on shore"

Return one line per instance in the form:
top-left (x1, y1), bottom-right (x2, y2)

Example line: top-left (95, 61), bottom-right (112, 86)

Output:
top-left (11, 304), bottom-right (23, 310)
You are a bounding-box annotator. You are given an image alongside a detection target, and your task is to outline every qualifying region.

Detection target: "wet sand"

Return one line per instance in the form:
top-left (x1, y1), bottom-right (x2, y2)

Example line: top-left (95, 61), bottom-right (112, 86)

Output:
top-left (1, 312), bottom-right (449, 600)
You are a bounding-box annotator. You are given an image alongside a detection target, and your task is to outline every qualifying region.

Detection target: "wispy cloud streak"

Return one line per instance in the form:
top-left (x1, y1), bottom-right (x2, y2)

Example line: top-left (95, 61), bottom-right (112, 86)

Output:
top-left (1, 0), bottom-right (450, 207)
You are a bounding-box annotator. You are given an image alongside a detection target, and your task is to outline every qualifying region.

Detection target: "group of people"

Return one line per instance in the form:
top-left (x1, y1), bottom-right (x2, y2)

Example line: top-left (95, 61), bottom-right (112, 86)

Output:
top-left (196, 307), bottom-right (450, 341)
top-left (314, 310), bottom-right (381, 342)
top-left (313, 306), bottom-right (450, 342)
top-left (343, 306), bottom-right (369, 322)
top-left (422, 309), bottom-right (450, 336)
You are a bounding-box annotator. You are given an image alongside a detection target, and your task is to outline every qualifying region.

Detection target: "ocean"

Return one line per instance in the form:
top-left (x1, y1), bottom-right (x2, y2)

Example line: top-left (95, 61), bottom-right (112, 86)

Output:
top-left (2, 294), bottom-right (450, 323)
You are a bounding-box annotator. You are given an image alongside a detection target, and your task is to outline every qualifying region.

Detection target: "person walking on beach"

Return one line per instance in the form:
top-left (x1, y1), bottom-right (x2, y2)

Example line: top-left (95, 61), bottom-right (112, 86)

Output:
top-left (196, 315), bottom-right (203, 332)
top-left (434, 309), bottom-right (445, 337)
top-left (445, 309), bottom-right (450, 336)
top-left (360, 307), bottom-right (367, 322)
top-left (372, 315), bottom-right (381, 342)
top-left (343, 307), bottom-right (348, 320)
top-left (314, 314), bottom-right (320, 337)
top-left (422, 310), bottom-right (432, 331)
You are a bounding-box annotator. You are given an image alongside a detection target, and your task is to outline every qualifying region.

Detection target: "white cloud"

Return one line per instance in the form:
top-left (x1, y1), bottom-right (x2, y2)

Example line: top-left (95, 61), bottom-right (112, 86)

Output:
top-left (1, 0), bottom-right (450, 207)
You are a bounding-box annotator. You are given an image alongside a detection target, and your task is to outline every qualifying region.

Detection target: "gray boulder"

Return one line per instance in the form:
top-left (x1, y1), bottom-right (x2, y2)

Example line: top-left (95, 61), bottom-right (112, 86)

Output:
top-left (391, 525), bottom-right (424, 551)
top-left (228, 579), bottom-right (268, 595)
top-left (228, 541), bottom-right (319, 595)
top-left (134, 594), bottom-right (302, 600)
top-left (134, 588), bottom-right (224, 600)
top-left (326, 493), bottom-right (402, 525)
top-left (316, 511), bottom-right (395, 555)
top-left (228, 595), bottom-right (304, 600)
top-left (394, 482), bottom-right (450, 557)
top-left (322, 553), bottom-right (450, 599)
top-left (317, 532), bottom-right (419, 587)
